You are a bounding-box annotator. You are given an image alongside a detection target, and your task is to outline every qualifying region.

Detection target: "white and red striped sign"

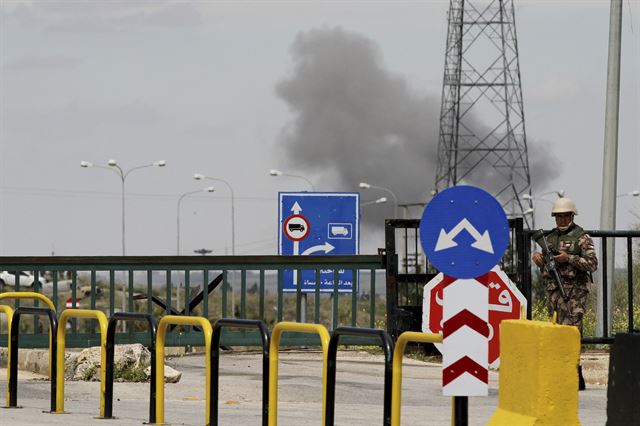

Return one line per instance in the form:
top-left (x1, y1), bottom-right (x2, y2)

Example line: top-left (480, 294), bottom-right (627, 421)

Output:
top-left (423, 266), bottom-right (526, 368)
top-left (442, 276), bottom-right (489, 396)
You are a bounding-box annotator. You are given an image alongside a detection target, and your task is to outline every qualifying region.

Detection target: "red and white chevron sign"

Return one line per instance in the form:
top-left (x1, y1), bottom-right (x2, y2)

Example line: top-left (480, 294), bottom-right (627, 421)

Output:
top-left (423, 266), bottom-right (526, 368)
top-left (442, 277), bottom-right (489, 396)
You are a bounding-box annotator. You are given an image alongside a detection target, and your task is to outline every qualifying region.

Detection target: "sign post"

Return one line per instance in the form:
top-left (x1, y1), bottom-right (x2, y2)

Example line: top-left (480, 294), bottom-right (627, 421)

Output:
top-left (419, 186), bottom-right (509, 426)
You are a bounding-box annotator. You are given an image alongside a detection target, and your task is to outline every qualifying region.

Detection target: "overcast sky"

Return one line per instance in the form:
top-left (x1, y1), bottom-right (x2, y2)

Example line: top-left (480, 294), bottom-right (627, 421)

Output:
top-left (0, 0), bottom-right (638, 257)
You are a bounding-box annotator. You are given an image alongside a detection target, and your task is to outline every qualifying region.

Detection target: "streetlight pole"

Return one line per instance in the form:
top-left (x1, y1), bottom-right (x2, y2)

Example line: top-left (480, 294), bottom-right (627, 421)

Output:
top-left (176, 187), bottom-right (214, 312)
top-left (193, 173), bottom-right (236, 255)
top-left (270, 169), bottom-right (316, 191)
top-left (359, 182), bottom-right (398, 218)
top-left (80, 159), bottom-right (165, 329)
top-left (177, 187), bottom-right (215, 255)
top-left (81, 159), bottom-right (166, 255)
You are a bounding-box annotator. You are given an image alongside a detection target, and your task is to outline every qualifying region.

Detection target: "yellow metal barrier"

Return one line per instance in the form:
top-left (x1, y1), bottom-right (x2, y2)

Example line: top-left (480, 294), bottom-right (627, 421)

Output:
top-left (391, 331), bottom-right (443, 426)
top-left (0, 292), bottom-right (56, 381)
top-left (0, 305), bottom-right (14, 406)
top-left (0, 292), bottom-right (56, 311)
top-left (156, 315), bottom-right (212, 425)
top-left (268, 322), bottom-right (330, 426)
top-left (54, 309), bottom-right (108, 416)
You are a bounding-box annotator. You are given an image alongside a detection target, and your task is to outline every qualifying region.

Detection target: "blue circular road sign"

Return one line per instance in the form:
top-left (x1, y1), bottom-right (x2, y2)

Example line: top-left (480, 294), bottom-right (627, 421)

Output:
top-left (419, 185), bottom-right (509, 279)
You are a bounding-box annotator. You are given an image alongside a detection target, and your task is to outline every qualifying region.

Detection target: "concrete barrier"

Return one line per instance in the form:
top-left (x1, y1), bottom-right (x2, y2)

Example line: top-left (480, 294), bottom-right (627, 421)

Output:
top-left (487, 320), bottom-right (580, 426)
top-left (606, 332), bottom-right (640, 425)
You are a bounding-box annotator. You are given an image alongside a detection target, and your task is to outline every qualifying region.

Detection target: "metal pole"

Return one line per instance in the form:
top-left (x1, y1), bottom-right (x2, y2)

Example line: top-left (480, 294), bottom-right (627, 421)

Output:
top-left (453, 396), bottom-right (468, 426)
top-left (598, 0), bottom-right (623, 337)
top-left (118, 168), bottom-right (126, 329)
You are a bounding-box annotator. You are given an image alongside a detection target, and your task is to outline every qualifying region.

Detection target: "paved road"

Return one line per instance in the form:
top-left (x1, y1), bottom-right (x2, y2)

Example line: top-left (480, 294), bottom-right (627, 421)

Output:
top-left (1, 350), bottom-right (607, 425)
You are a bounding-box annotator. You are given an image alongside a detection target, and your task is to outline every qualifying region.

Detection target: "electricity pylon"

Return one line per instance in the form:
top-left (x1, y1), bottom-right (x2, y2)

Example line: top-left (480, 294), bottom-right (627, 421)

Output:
top-left (435, 0), bottom-right (532, 227)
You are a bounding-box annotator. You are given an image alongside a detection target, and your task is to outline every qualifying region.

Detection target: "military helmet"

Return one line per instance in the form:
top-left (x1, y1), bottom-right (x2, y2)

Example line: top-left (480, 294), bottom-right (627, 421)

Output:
top-left (551, 197), bottom-right (578, 215)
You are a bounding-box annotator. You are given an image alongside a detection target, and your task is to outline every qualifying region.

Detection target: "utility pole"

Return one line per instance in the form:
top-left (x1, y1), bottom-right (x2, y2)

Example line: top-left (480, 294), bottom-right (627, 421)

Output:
top-left (598, 0), bottom-right (623, 338)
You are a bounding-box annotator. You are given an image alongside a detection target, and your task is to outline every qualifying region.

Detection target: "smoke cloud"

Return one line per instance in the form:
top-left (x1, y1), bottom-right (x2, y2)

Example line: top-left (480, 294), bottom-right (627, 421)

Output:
top-left (275, 27), bottom-right (560, 230)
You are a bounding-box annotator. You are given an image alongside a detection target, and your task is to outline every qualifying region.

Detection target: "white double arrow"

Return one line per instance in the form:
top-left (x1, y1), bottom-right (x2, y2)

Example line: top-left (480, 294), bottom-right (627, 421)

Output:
top-left (434, 218), bottom-right (494, 254)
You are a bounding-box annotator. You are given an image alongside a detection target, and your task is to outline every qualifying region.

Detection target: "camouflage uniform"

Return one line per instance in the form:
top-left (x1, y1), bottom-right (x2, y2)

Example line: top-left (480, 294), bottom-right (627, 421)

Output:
top-left (540, 224), bottom-right (598, 335)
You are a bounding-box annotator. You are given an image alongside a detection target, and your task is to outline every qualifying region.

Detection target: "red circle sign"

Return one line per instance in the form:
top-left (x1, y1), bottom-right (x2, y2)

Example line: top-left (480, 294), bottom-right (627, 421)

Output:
top-left (283, 214), bottom-right (310, 241)
top-left (422, 267), bottom-right (526, 368)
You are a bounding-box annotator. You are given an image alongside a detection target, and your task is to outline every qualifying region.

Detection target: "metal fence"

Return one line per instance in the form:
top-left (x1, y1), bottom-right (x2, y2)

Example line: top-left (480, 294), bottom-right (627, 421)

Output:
top-left (1, 226), bottom-right (638, 348)
top-left (521, 229), bottom-right (640, 344)
top-left (0, 255), bottom-right (385, 348)
top-left (383, 218), bottom-right (639, 343)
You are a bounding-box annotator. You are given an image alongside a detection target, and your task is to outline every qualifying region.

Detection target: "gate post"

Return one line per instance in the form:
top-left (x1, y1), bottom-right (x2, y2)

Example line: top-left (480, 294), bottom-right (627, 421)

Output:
top-left (384, 219), bottom-right (400, 339)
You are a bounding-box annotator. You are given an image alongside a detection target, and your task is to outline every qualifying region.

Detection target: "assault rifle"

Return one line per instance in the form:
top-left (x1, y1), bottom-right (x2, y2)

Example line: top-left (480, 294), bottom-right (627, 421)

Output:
top-left (532, 229), bottom-right (569, 301)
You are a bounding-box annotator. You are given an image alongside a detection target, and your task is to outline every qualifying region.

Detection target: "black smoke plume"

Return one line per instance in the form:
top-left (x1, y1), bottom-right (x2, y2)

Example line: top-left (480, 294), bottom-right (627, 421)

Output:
top-left (275, 27), bottom-right (560, 230)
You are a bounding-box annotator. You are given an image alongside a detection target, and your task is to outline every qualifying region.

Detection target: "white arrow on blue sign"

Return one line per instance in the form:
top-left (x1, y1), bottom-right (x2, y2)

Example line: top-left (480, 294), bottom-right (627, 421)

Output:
top-left (419, 186), bottom-right (509, 279)
top-left (278, 192), bottom-right (360, 293)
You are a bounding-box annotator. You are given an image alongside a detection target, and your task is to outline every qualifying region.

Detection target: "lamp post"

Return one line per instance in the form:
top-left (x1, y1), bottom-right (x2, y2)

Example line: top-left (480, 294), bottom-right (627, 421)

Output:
top-left (617, 190), bottom-right (640, 198)
top-left (176, 187), bottom-right (214, 312)
top-left (81, 159), bottom-right (165, 331)
top-left (177, 187), bottom-right (215, 255)
top-left (359, 182), bottom-right (398, 218)
top-left (80, 159), bottom-right (166, 255)
top-left (360, 197), bottom-right (387, 220)
top-left (269, 169), bottom-right (316, 191)
top-left (193, 173), bottom-right (236, 255)
top-left (362, 197), bottom-right (388, 208)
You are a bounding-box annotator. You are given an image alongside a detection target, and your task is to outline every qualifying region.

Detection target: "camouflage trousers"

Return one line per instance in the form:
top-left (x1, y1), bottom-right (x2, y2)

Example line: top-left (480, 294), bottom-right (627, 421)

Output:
top-left (547, 285), bottom-right (589, 336)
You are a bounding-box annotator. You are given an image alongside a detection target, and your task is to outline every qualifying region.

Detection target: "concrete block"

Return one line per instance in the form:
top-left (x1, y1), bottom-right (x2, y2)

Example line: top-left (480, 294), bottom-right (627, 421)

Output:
top-left (487, 319), bottom-right (581, 426)
top-left (606, 333), bottom-right (640, 425)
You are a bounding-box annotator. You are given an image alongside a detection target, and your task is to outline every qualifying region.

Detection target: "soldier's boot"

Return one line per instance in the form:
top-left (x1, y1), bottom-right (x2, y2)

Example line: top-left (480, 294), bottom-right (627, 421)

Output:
top-left (578, 365), bottom-right (586, 391)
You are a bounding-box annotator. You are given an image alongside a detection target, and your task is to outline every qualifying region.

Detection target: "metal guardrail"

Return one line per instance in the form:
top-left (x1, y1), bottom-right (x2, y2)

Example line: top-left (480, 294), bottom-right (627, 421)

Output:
top-left (0, 304), bottom-right (13, 406)
top-left (211, 319), bottom-right (270, 426)
top-left (391, 331), bottom-right (445, 426)
top-left (268, 322), bottom-right (330, 426)
top-left (55, 309), bottom-right (108, 416)
top-left (8, 306), bottom-right (58, 412)
top-left (104, 312), bottom-right (157, 422)
top-left (325, 326), bottom-right (394, 426)
top-left (155, 315), bottom-right (213, 425)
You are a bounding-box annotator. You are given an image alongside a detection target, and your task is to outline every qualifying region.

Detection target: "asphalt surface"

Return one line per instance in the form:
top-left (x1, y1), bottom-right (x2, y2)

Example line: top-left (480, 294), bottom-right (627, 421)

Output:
top-left (0, 350), bottom-right (608, 425)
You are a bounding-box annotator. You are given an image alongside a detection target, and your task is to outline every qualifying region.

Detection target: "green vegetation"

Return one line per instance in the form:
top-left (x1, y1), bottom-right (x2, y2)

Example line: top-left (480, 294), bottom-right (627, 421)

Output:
top-left (114, 364), bottom-right (147, 382)
top-left (82, 365), bottom-right (97, 381)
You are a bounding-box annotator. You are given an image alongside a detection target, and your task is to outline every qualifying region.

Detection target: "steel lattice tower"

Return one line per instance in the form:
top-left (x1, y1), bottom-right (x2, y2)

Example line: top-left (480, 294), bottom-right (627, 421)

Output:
top-left (435, 0), bottom-right (532, 226)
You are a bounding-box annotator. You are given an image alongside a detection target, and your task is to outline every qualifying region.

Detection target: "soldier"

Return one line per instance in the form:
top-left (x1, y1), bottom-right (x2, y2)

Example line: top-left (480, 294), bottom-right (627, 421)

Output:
top-left (531, 197), bottom-right (598, 390)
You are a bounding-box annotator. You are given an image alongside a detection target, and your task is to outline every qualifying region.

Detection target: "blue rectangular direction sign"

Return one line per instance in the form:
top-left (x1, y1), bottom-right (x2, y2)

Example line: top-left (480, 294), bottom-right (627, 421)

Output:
top-left (278, 192), bottom-right (359, 293)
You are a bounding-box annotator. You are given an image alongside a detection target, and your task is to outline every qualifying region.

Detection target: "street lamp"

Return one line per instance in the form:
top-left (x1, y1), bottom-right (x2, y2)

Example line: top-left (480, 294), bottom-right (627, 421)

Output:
top-left (269, 169), bottom-right (316, 191)
top-left (193, 173), bottom-right (236, 255)
top-left (360, 197), bottom-right (387, 221)
top-left (359, 182), bottom-right (399, 218)
top-left (80, 159), bottom-right (166, 255)
top-left (177, 187), bottom-right (215, 255)
top-left (81, 158), bottom-right (165, 330)
top-left (362, 197), bottom-right (388, 207)
top-left (617, 190), bottom-right (640, 198)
